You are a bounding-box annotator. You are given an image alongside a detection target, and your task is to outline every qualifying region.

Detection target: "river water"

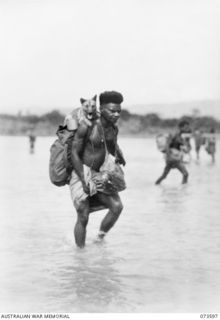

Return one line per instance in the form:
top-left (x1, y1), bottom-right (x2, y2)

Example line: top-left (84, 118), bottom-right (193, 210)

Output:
top-left (0, 136), bottom-right (219, 312)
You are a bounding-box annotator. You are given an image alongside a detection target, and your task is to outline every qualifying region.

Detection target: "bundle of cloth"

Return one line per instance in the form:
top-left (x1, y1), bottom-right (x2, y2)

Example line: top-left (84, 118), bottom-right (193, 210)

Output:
top-left (69, 153), bottom-right (126, 212)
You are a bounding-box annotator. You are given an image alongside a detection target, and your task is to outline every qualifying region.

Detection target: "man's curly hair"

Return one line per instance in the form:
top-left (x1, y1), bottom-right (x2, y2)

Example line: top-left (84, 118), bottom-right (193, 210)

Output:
top-left (99, 91), bottom-right (123, 105)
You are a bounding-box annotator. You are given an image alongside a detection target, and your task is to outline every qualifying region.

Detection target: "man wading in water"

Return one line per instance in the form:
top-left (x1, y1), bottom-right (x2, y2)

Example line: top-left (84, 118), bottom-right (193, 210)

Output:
top-left (70, 91), bottom-right (126, 248)
top-left (155, 120), bottom-right (190, 185)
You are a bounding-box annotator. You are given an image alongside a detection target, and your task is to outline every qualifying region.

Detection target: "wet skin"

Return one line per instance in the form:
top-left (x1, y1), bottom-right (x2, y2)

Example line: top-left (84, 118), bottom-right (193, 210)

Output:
top-left (72, 103), bottom-right (121, 177)
top-left (71, 102), bottom-right (124, 248)
top-left (72, 119), bottom-right (106, 172)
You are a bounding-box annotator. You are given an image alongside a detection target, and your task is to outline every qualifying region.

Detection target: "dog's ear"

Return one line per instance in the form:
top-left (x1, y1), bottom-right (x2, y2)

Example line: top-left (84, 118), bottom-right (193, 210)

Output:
top-left (80, 98), bottom-right (86, 104)
top-left (92, 95), bottom-right (97, 101)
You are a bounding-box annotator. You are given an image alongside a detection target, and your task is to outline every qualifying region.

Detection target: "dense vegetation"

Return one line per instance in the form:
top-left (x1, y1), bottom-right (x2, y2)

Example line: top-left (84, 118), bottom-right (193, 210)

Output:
top-left (0, 109), bottom-right (219, 136)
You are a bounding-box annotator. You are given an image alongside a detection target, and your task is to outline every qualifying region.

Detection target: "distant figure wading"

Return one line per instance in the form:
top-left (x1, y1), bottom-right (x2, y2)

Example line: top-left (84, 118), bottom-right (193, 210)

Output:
top-left (204, 127), bottom-right (216, 163)
top-left (155, 120), bottom-right (190, 185)
top-left (28, 131), bottom-right (36, 154)
top-left (193, 129), bottom-right (205, 161)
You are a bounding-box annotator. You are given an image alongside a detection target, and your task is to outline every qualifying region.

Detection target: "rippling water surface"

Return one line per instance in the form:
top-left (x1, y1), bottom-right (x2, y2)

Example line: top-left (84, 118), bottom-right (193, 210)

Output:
top-left (0, 136), bottom-right (220, 312)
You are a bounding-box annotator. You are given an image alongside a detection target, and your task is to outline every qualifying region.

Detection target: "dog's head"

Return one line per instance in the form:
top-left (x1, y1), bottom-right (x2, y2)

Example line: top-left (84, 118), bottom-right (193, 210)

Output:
top-left (80, 95), bottom-right (97, 120)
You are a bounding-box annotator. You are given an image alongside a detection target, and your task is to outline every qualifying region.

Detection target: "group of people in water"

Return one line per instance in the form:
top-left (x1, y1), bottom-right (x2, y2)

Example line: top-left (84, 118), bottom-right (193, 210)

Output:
top-left (194, 127), bottom-right (216, 162)
top-left (155, 122), bottom-right (216, 185)
top-left (43, 90), bottom-right (217, 248)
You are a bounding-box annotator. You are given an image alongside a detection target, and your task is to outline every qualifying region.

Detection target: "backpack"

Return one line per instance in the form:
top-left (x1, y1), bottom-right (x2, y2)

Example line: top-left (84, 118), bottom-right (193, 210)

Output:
top-left (49, 126), bottom-right (75, 186)
top-left (49, 122), bottom-right (94, 187)
top-left (156, 134), bottom-right (169, 153)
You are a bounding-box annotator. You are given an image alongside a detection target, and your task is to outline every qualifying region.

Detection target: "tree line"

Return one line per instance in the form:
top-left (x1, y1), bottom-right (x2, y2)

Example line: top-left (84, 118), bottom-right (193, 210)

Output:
top-left (0, 109), bottom-right (219, 136)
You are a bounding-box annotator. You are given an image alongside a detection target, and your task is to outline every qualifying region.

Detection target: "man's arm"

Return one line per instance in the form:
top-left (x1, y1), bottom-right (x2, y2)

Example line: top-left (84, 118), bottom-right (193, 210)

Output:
top-left (109, 126), bottom-right (126, 166)
top-left (165, 133), bottom-right (173, 154)
top-left (71, 122), bottom-right (90, 194)
top-left (115, 144), bottom-right (126, 166)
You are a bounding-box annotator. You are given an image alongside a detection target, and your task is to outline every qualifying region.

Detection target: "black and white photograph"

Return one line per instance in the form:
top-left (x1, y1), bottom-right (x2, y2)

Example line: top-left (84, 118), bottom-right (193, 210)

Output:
top-left (0, 0), bottom-right (220, 315)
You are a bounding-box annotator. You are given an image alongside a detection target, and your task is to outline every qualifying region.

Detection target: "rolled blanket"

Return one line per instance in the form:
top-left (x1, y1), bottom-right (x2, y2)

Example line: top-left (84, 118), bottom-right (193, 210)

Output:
top-left (69, 157), bottom-right (126, 211)
top-left (99, 153), bottom-right (126, 193)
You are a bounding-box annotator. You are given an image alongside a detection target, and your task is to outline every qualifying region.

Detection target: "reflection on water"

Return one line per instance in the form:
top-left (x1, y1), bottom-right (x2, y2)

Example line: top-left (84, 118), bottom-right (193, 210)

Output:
top-left (54, 246), bottom-right (123, 312)
top-left (0, 136), bottom-right (220, 312)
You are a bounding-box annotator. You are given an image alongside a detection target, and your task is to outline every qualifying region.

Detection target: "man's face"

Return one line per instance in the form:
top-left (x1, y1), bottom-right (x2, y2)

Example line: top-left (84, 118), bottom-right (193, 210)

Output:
top-left (101, 103), bottom-right (121, 124)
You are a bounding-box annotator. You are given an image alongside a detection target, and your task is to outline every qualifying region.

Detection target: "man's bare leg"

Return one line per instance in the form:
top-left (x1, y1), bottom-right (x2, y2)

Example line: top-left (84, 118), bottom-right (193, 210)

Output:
top-left (211, 153), bottom-right (215, 163)
top-left (74, 198), bottom-right (90, 248)
top-left (155, 164), bottom-right (171, 185)
top-left (96, 193), bottom-right (123, 239)
top-left (176, 162), bottom-right (189, 184)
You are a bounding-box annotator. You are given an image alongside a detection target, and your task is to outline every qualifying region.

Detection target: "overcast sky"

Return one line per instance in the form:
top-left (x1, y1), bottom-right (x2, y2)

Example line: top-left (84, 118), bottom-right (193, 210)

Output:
top-left (0, 0), bottom-right (220, 117)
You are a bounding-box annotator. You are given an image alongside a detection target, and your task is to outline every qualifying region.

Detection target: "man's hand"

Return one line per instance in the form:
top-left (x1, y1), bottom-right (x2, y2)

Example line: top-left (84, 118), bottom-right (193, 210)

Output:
top-left (105, 180), bottom-right (118, 193)
top-left (181, 145), bottom-right (188, 153)
top-left (82, 181), bottom-right (90, 194)
top-left (115, 146), bottom-right (126, 166)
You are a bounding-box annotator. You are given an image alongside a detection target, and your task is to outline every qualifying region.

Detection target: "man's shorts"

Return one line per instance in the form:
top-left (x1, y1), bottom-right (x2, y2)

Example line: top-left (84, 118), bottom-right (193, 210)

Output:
top-left (69, 166), bottom-right (97, 210)
top-left (69, 167), bottom-right (109, 213)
